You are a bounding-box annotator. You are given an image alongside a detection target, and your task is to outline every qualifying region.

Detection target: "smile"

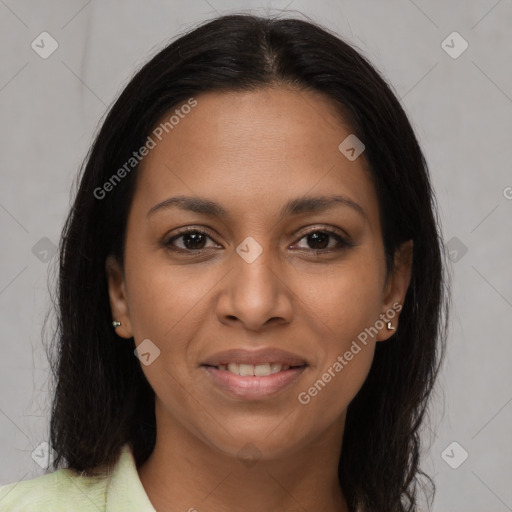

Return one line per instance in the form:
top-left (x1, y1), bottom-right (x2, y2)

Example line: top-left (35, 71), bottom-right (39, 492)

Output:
top-left (204, 362), bottom-right (305, 376)
top-left (201, 364), bottom-right (307, 400)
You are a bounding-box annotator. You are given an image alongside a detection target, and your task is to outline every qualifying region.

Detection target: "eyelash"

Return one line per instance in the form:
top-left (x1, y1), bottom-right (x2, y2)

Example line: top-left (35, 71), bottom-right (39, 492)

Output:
top-left (162, 226), bottom-right (353, 256)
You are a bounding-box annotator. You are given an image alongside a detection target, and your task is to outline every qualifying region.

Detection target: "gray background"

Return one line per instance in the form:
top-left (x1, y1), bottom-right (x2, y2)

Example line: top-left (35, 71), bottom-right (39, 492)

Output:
top-left (1, 1), bottom-right (511, 510)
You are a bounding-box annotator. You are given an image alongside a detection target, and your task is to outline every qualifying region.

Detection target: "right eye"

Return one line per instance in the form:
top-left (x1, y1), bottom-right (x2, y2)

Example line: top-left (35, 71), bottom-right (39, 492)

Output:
top-left (163, 227), bottom-right (220, 253)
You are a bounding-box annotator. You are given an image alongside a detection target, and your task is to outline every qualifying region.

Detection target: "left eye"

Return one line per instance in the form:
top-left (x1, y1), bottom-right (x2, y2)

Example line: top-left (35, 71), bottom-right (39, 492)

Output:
top-left (293, 230), bottom-right (350, 252)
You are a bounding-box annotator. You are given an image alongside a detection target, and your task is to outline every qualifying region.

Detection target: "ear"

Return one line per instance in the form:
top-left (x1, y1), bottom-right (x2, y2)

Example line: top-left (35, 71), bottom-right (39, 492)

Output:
top-left (376, 239), bottom-right (413, 342)
top-left (105, 254), bottom-right (133, 339)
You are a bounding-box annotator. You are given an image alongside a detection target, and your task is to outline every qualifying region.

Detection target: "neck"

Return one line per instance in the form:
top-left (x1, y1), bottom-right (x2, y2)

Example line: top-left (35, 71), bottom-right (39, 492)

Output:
top-left (137, 402), bottom-right (349, 512)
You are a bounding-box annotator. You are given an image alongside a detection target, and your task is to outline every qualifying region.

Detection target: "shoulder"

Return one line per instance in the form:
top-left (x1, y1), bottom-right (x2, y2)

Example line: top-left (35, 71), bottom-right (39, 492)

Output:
top-left (0, 444), bottom-right (156, 512)
top-left (0, 466), bottom-right (109, 511)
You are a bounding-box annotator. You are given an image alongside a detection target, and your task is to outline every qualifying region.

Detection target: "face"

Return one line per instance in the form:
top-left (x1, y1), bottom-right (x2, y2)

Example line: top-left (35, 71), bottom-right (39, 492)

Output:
top-left (106, 86), bottom-right (412, 461)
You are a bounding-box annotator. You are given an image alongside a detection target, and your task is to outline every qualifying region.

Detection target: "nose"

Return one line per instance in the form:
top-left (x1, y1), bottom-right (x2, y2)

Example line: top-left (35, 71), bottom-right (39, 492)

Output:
top-left (215, 247), bottom-right (294, 332)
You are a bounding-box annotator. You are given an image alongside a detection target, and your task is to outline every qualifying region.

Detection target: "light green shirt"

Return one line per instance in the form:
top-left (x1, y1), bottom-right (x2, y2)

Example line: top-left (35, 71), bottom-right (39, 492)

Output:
top-left (0, 444), bottom-right (156, 511)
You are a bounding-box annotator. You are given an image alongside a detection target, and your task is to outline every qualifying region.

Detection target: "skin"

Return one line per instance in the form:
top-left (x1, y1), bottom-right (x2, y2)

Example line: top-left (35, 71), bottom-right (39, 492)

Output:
top-left (106, 85), bottom-right (413, 512)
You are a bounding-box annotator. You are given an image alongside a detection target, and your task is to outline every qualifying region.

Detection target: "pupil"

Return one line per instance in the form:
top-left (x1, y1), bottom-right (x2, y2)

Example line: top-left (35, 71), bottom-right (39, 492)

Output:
top-left (308, 232), bottom-right (328, 249)
top-left (184, 233), bottom-right (205, 250)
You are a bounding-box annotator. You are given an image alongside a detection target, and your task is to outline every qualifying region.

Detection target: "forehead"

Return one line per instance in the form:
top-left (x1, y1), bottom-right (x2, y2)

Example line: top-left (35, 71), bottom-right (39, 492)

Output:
top-left (131, 86), bottom-right (380, 229)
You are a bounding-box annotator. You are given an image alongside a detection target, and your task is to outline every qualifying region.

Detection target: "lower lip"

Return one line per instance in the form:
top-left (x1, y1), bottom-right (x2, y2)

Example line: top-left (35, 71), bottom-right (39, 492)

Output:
top-left (202, 365), bottom-right (307, 400)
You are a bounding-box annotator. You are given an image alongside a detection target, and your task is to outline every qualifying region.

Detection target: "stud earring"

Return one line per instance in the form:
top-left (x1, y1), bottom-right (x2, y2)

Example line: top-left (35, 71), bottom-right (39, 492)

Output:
top-left (112, 321), bottom-right (121, 329)
top-left (386, 321), bottom-right (395, 331)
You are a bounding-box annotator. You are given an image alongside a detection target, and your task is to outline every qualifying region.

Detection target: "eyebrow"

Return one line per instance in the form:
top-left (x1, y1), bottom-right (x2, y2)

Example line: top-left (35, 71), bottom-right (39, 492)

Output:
top-left (147, 194), bottom-right (367, 221)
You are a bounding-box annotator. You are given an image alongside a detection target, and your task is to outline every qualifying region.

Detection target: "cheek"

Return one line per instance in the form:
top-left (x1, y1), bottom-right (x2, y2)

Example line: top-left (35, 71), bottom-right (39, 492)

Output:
top-left (123, 261), bottom-right (208, 412)
top-left (295, 274), bottom-right (380, 420)
top-left (125, 253), bottom-right (208, 343)
top-left (296, 343), bottom-right (375, 433)
top-left (292, 256), bottom-right (384, 413)
top-left (297, 254), bottom-right (385, 340)
top-left (124, 256), bottom-right (218, 404)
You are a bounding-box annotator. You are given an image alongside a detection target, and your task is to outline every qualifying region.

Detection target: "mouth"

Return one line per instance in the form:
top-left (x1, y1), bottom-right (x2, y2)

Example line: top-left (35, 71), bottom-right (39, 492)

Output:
top-left (200, 347), bottom-right (309, 399)
top-left (201, 362), bottom-right (307, 377)
top-left (200, 363), bottom-right (308, 400)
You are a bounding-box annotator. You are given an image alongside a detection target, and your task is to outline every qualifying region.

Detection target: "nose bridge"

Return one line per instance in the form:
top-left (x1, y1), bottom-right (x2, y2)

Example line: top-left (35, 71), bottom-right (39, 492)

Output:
top-left (217, 234), bottom-right (293, 329)
top-left (234, 235), bottom-right (280, 304)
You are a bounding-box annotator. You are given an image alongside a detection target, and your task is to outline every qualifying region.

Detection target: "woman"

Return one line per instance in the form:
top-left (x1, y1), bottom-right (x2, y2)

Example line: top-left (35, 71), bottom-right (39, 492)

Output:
top-left (0, 13), bottom-right (449, 512)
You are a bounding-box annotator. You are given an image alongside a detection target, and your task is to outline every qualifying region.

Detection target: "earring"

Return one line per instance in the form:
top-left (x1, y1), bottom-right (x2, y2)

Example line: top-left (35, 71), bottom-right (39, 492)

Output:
top-left (112, 321), bottom-right (121, 329)
top-left (386, 321), bottom-right (395, 331)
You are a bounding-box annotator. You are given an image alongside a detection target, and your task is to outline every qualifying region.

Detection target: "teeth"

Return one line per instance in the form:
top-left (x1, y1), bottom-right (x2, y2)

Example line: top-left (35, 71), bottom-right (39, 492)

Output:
top-left (238, 363), bottom-right (254, 376)
top-left (219, 363), bottom-right (292, 376)
top-left (270, 362), bottom-right (284, 374)
top-left (254, 363), bottom-right (271, 377)
top-left (227, 363), bottom-right (238, 374)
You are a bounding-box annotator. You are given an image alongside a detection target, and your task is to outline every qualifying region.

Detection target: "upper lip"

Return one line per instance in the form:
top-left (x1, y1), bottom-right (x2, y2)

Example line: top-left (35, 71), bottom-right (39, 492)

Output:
top-left (201, 348), bottom-right (308, 367)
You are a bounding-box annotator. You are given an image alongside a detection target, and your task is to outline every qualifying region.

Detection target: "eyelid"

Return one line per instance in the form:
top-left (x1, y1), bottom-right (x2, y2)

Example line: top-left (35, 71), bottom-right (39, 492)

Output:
top-left (294, 224), bottom-right (351, 241)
